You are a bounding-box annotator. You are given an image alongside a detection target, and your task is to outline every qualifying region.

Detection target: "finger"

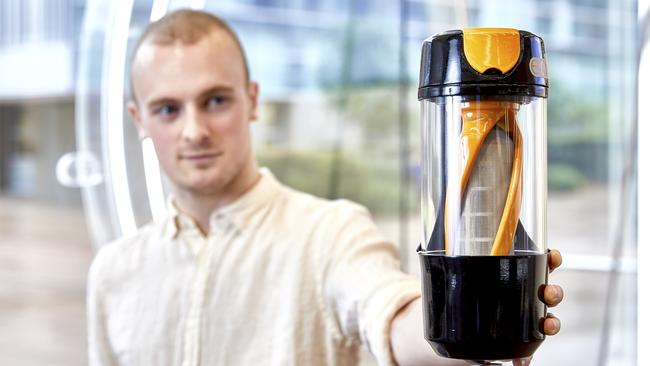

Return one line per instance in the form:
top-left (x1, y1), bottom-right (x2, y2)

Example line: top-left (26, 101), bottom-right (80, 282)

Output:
top-left (543, 284), bottom-right (564, 307)
top-left (513, 356), bottom-right (532, 366)
top-left (543, 313), bottom-right (561, 335)
top-left (548, 249), bottom-right (562, 272)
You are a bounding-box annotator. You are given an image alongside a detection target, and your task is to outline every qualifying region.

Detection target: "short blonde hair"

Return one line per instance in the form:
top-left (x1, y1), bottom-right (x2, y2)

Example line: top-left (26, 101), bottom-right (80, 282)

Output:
top-left (129, 9), bottom-right (250, 100)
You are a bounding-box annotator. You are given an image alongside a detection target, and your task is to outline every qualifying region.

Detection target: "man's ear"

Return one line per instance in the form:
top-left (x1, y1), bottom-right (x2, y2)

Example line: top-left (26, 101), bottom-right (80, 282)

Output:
top-left (247, 81), bottom-right (259, 122)
top-left (127, 100), bottom-right (147, 140)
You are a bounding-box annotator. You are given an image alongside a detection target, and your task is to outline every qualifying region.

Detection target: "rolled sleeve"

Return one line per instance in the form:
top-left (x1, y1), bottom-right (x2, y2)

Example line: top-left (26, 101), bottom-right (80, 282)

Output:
top-left (323, 202), bottom-right (421, 366)
top-left (362, 276), bottom-right (421, 366)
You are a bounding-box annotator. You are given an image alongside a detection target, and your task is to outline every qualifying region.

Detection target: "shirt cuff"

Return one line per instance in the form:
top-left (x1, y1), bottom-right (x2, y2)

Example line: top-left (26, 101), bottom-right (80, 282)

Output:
top-left (363, 277), bottom-right (421, 366)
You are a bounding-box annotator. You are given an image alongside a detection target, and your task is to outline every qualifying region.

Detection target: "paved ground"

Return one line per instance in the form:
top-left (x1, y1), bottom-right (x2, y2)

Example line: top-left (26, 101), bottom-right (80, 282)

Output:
top-left (0, 198), bottom-right (93, 365)
top-left (0, 184), bottom-right (637, 365)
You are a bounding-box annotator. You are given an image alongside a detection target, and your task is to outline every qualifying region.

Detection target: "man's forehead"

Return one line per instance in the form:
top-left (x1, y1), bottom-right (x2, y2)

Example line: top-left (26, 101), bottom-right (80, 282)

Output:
top-left (132, 41), bottom-right (163, 67)
top-left (130, 32), bottom-right (246, 104)
top-left (133, 30), bottom-right (237, 66)
top-left (133, 39), bottom-right (198, 68)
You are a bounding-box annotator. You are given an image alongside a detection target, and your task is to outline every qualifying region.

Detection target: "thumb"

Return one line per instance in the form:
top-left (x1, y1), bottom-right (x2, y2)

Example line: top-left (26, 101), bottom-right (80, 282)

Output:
top-left (513, 357), bottom-right (532, 366)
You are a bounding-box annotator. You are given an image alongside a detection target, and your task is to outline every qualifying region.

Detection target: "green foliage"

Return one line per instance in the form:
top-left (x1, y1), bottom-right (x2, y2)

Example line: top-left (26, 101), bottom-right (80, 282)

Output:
top-left (343, 87), bottom-right (399, 147)
top-left (548, 84), bottom-right (608, 144)
top-left (548, 163), bottom-right (587, 192)
top-left (257, 149), bottom-right (409, 215)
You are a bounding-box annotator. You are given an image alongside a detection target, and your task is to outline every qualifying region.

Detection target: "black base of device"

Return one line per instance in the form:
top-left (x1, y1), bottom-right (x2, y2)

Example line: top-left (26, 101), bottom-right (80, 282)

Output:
top-left (418, 251), bottom-right (548, 362)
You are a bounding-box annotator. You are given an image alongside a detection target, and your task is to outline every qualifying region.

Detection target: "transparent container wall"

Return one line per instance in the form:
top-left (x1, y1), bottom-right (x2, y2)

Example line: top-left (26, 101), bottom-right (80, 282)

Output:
top-left (421, 95), bottom-right (547, 256)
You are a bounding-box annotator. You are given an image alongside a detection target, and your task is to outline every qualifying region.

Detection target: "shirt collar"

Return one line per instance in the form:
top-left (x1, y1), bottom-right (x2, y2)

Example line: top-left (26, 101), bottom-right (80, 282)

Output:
top-left (162, 168), bottom-right (280, 240)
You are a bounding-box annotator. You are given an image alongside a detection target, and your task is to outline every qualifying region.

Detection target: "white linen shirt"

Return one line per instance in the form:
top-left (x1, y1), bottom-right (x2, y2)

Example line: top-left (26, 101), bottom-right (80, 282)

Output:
top-left (87, 169), bottom-right (421, 366)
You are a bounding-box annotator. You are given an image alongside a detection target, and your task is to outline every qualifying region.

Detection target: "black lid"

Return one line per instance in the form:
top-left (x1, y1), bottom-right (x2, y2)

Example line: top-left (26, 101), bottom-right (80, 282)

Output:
top-left (418, 29), bottom-right (548, 100)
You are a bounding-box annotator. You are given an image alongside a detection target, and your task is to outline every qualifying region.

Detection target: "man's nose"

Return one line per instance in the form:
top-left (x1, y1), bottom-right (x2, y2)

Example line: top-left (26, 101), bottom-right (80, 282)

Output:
top-left (181, 107), bottom-right (209, 143)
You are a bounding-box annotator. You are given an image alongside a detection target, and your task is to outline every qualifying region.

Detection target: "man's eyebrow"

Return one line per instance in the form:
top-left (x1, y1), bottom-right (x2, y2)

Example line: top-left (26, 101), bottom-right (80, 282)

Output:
top-left (146, 97), bottom-right (178, 110)
top-left (198, 86), bottom-right (235, 99)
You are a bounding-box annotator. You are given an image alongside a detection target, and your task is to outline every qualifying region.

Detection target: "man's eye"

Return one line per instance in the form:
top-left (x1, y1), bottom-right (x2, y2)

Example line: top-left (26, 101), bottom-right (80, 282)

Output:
top-left (206, 96), bottom-right (226, 107)
top-left (156, 105), bottom-right (178, 116)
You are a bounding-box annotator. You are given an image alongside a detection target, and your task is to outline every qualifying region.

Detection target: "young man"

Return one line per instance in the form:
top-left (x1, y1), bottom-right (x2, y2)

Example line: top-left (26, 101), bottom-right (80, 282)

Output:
top-left (87, 9), bottom-right (563, 366)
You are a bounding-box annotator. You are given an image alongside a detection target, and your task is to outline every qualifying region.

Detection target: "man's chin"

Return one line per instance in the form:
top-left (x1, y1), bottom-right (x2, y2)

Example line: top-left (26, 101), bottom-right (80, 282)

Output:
top-left (174, 175), bottom-right (225, 195)
top-left (191, 181), bottom-right (225, 195)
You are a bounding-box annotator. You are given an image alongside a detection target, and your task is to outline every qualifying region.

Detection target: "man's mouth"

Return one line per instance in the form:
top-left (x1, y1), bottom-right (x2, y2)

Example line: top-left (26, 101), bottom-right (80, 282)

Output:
top-left (179, 152), bottom-right (221, 161)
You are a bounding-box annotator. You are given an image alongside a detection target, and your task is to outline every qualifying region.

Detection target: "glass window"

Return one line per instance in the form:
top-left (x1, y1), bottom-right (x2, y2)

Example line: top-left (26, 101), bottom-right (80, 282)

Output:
top-left (0, 0), bottom-right (640, 365)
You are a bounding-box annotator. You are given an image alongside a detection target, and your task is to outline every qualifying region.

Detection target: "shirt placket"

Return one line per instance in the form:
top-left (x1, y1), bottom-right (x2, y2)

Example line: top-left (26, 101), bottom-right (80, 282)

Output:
top-left (182, 231), bottom-right (215, 366)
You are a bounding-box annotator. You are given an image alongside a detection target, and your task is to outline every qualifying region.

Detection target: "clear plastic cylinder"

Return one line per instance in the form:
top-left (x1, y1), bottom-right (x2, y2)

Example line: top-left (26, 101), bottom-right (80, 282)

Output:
top-left (420, 95), bottom-right (547, 256)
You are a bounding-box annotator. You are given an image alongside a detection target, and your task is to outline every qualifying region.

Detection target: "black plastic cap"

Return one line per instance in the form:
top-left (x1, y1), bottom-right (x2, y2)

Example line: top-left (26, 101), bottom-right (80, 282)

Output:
top-left (418, 30), bottom-right (548, 100)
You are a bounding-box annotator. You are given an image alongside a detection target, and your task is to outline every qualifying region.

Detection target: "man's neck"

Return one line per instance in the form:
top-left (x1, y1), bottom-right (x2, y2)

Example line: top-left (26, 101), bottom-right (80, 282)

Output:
top-left (171, 164), bottom-right (261, 236)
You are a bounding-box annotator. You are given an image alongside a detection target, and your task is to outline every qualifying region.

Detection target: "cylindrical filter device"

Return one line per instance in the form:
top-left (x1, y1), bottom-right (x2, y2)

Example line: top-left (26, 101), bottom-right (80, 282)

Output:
top-left (418, 28), bottom-right (549, 363)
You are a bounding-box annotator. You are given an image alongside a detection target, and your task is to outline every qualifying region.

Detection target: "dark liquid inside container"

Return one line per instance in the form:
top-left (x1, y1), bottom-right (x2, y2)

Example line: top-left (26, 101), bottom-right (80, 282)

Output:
top-left (418, 252), bottom-right (548, 363)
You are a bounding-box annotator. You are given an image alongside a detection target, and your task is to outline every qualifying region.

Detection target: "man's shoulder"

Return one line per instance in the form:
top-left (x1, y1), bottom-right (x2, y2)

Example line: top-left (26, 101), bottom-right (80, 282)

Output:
top-left (87, 222), bottom-right (159, 283)
top-left (278, 183), bottom-right (372, 226)
top-left (263, 168), bottom-right (370, 219)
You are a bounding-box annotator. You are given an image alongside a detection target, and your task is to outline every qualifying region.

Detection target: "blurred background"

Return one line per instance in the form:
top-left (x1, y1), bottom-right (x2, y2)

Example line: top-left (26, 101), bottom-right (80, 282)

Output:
top-left (0, 0), bottom-right (645, 364)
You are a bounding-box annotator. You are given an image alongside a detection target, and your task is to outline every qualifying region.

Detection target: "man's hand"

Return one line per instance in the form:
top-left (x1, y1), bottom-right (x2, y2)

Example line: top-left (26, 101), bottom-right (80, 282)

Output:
top-left (541, 249), bottom-right (563, 335)
top-left (513, 249), bottom-right (564, 366)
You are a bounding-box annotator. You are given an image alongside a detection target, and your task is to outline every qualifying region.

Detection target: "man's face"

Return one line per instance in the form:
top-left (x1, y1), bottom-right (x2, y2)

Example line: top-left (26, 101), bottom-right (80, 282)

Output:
top-left (128, 31), bottom-right (258, 197)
